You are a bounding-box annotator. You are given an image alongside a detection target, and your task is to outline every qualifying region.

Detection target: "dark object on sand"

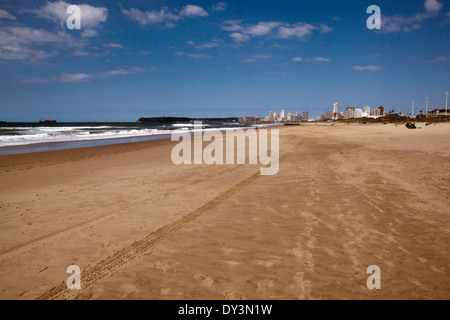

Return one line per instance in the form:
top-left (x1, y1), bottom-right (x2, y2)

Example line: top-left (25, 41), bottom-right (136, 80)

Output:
top-left (405, 123), bottom-right (417, 129)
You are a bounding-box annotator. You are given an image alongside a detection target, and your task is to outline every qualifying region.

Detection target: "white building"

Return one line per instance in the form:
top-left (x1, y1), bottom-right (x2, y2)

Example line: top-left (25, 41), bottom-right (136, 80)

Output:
top-left (333, 102), bottom-right (339, 119)
top-left (286, 112), bottom-right (292, 122)
top-left (344, 107), bottom-right (354, 119)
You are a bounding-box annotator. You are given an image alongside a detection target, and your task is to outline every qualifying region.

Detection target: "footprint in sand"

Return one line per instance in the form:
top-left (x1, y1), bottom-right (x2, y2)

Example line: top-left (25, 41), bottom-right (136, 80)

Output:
top-left (300, 211), bottom-right (313, 219)
top-left (307, 237), bottom-right (317, 248)
top-left (193, 274), bottom-right (214, 286)
top-left (430, 265), bottom-right (445, 273)
top-left (293, 271), bottom-right (311, 299)
top-left (292, 247), bottom-right (314, 268)
top-left (292, 247), bottom-right (303, 258)
top-left (153, 261), bottom-right (168, 272)
top-left (417, 257), bottom-right (428, 263)
top-left (225, 291), bottom-right (244, 300)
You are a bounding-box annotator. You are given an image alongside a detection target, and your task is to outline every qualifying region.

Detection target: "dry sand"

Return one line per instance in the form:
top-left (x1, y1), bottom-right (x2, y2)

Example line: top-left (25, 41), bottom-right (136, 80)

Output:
top-left (0, 123), bottom-right (449, 300)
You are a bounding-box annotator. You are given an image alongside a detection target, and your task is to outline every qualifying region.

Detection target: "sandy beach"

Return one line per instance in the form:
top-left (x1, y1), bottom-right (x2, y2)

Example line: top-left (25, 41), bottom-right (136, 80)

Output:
top-left (0, 123), bottom-right (449, 300)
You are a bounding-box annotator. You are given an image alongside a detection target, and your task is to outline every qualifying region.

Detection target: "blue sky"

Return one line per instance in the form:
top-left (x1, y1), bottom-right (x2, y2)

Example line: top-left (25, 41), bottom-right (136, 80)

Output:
top-left (0, 0), bottom-right (449, 121)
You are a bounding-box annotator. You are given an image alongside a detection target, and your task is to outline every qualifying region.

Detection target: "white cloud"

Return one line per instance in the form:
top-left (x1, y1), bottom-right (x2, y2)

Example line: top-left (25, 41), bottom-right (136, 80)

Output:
top-left (99, 67), bottom-right (144, 78)
top-left (0, 26), bottom-right (73, 61)
top-left (122, 8), bottom-right (181, 28)
top-left (352, 65), bottom-right (383, 71)
top-left (123, 5), bottom-right (208, 28)
top-left (0, 9), bottom-right (16, 20)
top-left (382, 14), bottom-right (426, 32)
top-left (174, 51), bottom-right (211, 59)
top-left (1, 26), bottom-right (70, 44)
top-left (0, 44), bottom-right (55, 61)
top-left (104, 43), bottom-right (123, 48)
top-left (271, 44), bottom-right (292, 50)
top-left (318, 24), bottom-right (333, 33)
top-left (278, 23), bottom-right (316, 39)
top-left (245, 22), bottom-right (282, 36)
top-left (425, 0), bottom-right (443, 13)
top-left (229, 32), bottom-right (251, 42)
top-left (59, 72), bottom-right (94, 83)
top-left (81, 29), bottom-right (98, 38)
top-left (74, 3), bottom-right (108, 29)
top-left (382, 1), bottom-right (444, 33)
top-left (195, 40), bottom-right (220, 49)
top-left (180, 5), bottom-right (208, 17)
top-left (21, 67), bottom-right (145, 84)
top-left (291, 57), bottom-right (302, 62)
top-left (242, 54), bottom-right (270, 63)
top-left (428, 56), bottom-right (450, 63)
top-left (213, 2), bottom-right (228, 12)
top-left (222, 20), bottom-right (244, 32)
top-left (225, 21), bottom-right (329, 42)
top-left (312, 57), bottom-right (331, 62)
top-left (32, 1), bottom-right (108, 29)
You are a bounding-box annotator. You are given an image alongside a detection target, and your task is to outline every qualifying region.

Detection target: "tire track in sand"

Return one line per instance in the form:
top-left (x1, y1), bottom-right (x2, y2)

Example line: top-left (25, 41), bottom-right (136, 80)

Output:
top-left (0, 164), bottom-right (239, 261)
top-left (36, 149), bottom-right (295, 300)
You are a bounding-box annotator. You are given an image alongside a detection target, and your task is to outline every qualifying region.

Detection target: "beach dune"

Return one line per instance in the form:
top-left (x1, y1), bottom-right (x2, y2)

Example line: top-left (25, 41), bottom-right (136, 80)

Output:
top-left (0, 124), bottom-right (449, 300)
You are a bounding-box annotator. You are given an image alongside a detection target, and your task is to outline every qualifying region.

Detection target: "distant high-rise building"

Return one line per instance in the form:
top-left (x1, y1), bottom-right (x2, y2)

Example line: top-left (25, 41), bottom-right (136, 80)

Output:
top-left (363, 106), bottom-right (371, 117)
top-left (354, 107), bottom-right (363, 118)
top-left (371, 106), bottom-right (385, 117)
top-left (325, 111), bottom-right (333, 120)
top-left (280, 110), bottom-right (285, 121)
top-left (344, 107), bottom-right (355, 119)
top-left (303, 111), bottom-right (309, 121)
top-left (269, 111), bottom-right (274, 121)
top-left (333, 102), bottom-right (339, 119)
top-left (286, 112), bottom-right (292, 122)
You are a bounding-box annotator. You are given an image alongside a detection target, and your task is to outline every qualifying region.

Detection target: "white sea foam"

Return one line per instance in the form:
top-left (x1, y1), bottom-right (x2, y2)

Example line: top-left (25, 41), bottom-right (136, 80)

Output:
top-left (0, 123), bottom-right (283, 148)
top-left (0, 127), bottom-right (168, 147)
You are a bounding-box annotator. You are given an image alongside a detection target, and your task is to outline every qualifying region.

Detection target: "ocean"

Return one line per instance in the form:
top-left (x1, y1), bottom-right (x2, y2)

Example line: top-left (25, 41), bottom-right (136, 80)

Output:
top-left (0, 122), bottom-right (280, 155)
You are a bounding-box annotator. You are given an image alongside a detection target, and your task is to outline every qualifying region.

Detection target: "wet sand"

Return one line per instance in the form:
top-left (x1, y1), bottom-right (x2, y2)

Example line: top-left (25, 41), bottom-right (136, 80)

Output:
top-left (0, 124), bottom-right (449, 300)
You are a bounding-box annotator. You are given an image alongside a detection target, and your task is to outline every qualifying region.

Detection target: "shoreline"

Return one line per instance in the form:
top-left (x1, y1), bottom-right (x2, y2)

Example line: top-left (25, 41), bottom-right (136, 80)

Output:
top-left (0, 124), bottom-right (273, 156)
top-left (0, 135), bottom-right (176, 167)
top-left (0, 133), bottom-right (174, 156)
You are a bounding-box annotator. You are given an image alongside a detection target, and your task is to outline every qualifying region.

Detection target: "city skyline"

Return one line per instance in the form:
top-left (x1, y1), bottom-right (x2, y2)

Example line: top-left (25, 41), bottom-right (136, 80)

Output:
top-left (0, 0), bottom-right (449, 121)
top-left (246, 92), bottom-right (449, 122)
